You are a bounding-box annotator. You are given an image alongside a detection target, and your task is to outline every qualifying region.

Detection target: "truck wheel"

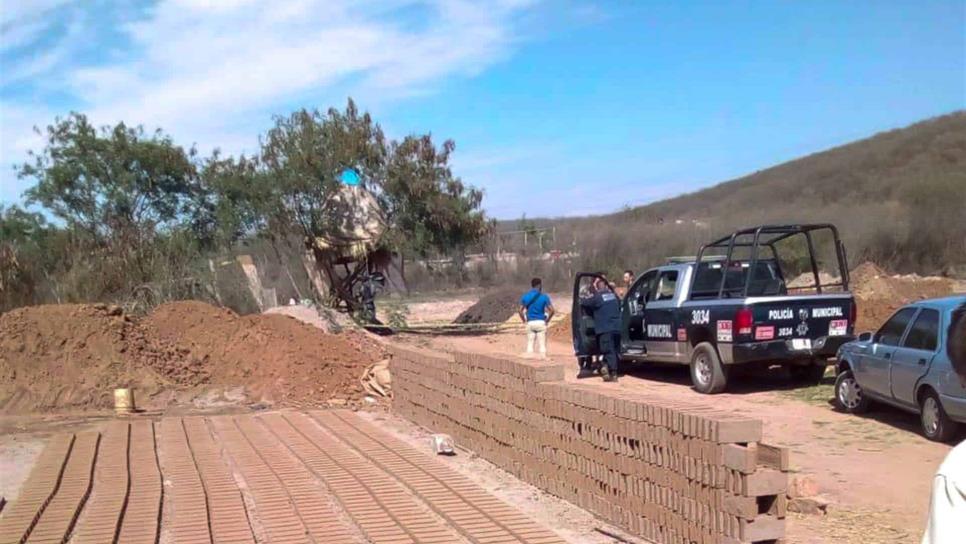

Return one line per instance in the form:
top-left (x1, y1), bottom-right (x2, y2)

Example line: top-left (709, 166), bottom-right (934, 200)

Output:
top-left (790, 362), bottom-right (827, 385)
top-left (920, 390), bottom-right (959, 442)
top-left (690, 342), bottom-right (728, 394)
top-left (833, 369), bottom-right (870, 414)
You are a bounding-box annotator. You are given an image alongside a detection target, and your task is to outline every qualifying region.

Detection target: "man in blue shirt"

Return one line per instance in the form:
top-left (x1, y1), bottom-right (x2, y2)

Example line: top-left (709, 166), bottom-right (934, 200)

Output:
top-left (580, 276), bottom-right (622, 382)
top-left (519, 278), bottom-right (555, 359)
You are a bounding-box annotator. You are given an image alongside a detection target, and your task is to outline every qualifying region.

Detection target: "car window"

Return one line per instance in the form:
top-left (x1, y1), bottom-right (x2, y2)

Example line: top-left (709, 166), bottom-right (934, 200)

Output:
top-left (655, 270), bottom-right (679, 301)
top-left (627, 271), bottom-right (657, 314)
top-left (876, 308), bottom-right (917, 346)
top-left (902, 309), bottom-right (940, 351)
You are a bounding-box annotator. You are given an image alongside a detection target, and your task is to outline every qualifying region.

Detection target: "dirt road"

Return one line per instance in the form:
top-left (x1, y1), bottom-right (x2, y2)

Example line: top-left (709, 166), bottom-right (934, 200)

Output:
top-left (400, 328), bottom-right (953, 543)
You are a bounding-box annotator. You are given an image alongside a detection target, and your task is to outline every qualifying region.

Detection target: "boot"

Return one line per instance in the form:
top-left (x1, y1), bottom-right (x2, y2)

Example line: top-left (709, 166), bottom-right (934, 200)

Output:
top-left (577, 367), bottom-right (595, 379)
top-left (601, 365), bottom-right (617, 382)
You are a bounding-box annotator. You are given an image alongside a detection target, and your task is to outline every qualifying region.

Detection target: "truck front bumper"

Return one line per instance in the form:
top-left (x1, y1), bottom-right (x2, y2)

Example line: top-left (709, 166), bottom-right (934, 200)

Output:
top-left (728, 335), bottom-right (855, 365)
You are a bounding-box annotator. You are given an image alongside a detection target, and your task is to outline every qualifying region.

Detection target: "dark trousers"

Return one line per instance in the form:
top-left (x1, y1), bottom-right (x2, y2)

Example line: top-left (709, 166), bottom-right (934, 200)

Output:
top-left (597, 332), bottom-right (620, 372)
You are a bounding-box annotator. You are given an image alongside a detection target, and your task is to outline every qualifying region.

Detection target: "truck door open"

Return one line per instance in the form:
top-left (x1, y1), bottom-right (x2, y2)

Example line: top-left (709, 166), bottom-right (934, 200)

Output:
top-left (572, 272), bottom-right (609, 360)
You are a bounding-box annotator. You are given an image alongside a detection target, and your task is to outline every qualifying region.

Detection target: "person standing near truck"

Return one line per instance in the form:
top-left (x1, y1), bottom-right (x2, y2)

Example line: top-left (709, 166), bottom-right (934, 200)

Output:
top-left (922, 302), bottom-right (966, 543)
top-left (519, 278), bottom-right (555, 359)
top-left (581, 276), bottom-right (621, 382)
top-left (617, 269), bottom-right (635, 297)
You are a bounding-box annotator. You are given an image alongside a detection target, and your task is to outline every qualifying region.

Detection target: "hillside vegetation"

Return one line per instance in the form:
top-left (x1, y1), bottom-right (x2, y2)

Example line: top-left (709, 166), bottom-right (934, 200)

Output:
top-left (531, 112), bottom-right (966, 282)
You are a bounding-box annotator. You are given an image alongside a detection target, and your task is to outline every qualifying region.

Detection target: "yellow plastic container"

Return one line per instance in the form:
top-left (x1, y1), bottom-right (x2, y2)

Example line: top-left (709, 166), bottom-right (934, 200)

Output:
top-left (113, 388), bottom-right (135, 415)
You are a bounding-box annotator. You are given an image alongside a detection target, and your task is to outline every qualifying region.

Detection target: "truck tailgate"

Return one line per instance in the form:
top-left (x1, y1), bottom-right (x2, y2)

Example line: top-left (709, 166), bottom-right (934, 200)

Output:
top-left (746, 294), bottom-right (855, 343)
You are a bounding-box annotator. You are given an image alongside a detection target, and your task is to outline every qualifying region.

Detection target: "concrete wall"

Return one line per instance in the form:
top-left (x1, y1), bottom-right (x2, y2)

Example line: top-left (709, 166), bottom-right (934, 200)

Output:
top-left (391, 346), bottom-right (789, 544)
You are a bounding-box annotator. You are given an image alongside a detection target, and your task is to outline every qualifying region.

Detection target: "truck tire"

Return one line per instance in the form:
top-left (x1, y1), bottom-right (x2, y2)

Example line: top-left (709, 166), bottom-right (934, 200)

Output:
top-left (920, 389), bottom-right (959, 442)
top-left (690, 342), bottom-right (728, 394)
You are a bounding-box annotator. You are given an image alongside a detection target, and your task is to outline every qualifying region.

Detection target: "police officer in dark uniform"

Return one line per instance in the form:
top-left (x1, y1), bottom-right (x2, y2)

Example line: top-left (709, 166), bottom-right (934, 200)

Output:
top-left (581, 276), bottom-right (622, 382)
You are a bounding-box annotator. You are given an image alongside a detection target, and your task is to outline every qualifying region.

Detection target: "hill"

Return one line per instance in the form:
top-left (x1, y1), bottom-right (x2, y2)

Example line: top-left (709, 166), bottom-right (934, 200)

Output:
top-left (531, 112), bottom-right (966, 279)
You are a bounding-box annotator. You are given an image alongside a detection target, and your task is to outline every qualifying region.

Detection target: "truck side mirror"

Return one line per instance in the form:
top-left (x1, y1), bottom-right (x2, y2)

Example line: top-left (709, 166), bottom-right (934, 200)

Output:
top-left (858, 332), bottom-right (873, 342)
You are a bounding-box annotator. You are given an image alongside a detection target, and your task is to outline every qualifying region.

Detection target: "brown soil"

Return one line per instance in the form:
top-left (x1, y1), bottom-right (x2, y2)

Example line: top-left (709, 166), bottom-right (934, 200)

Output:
top-left (787, 271), bottom-right (841, 289)
top-left (142, 301), bottom-right (386, 405)
top-left (548, 313), bottom-right (572, 343)
top-left (453, 288), bottom-right (521, 324)
top-left (0, 304), bottom-right (205, 413)
top-left (0, 301), bottom-right (386, 414)
top-left (400, 296), bottom-right (479, 324)
top-left (850, 262), bottom-right (958, 331)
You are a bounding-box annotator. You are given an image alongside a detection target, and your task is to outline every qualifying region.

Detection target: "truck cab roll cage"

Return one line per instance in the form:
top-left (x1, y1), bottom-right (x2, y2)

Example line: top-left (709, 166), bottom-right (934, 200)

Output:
top-left (692, 224), bottom-right (850, 300)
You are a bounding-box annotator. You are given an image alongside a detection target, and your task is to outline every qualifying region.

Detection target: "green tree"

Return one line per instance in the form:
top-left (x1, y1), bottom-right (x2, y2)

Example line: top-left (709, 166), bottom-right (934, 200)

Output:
top-left (225, 99), bottom-right (490, 305)
top-left (0, 205), bottom-right (53, 310)
top-left (12, 113), bottom-right (214, 306)
top-left (19, 113), bottom-right (203, 260)
top-left (381, 134), bottom-right (491, 283)
top-left (198, 152), bottom-right (268, 246)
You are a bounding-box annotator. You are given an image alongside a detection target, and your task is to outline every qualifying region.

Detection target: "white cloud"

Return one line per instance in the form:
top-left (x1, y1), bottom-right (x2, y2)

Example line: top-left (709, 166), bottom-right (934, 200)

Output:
top-left (1, 0), bottom-right (537, 202)
top-left (2, 10), bottom-right (87, 85)
top-left (0, 0), bottom-right (71, 52)
top-left (75, 0), bottom-right (530, 142)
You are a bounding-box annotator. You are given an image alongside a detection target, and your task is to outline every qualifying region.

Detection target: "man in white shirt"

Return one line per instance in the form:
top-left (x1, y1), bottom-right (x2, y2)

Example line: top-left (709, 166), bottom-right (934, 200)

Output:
top-left (922, 302), bottom-right (966, 543)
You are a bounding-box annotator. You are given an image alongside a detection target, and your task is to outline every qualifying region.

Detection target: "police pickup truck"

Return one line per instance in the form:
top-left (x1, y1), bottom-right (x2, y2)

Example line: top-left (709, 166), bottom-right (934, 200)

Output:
top-left (572, 224), bottom-right (856, 393)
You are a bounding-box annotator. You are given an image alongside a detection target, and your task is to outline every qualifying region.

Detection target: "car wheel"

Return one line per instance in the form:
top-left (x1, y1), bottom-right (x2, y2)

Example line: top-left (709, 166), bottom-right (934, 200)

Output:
top-left (920, 390), bottom-right (959, 442)
top-left (834, 369), bottom-right (870, 414)
top-left (690, 342), bottom-right (728, 394)
top-left (790, 362), bottom-right (828, 385)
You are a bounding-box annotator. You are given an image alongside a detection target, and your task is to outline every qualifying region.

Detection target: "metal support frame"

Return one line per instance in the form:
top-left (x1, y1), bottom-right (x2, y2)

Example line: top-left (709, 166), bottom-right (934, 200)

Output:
top-left (689, 223), bottom-right (850, 301)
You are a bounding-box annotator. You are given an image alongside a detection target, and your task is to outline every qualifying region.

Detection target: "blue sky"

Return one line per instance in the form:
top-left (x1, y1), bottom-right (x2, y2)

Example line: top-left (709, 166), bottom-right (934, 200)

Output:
top-left (1, 1), bottom-right (964, 219)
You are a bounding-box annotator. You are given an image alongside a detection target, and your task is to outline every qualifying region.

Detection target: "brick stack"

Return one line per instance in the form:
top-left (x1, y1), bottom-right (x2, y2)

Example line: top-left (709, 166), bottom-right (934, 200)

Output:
top-left (391, 345), bottom-right (789, 544)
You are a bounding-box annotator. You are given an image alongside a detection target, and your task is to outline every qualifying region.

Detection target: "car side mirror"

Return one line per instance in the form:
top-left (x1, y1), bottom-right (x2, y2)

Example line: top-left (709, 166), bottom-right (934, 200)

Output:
top-left (858, 332), bottom-right (873, 342)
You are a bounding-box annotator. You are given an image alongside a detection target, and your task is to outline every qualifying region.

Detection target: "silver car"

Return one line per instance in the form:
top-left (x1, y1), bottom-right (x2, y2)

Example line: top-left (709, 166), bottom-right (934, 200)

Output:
top-left (834, 295), bottom-right (966, 441)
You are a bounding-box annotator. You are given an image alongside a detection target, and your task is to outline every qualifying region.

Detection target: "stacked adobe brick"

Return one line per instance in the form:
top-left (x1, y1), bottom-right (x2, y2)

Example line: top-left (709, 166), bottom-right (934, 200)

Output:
top-left (391, 345), bottom-right (789, 544)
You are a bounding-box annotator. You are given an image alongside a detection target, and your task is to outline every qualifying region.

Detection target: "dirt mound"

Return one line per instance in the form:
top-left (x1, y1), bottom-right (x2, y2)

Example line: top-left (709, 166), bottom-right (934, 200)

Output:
top-left (264, 304), bottom-right (337, 332)
top-left (849, 262), bottom-right (957, 331)
top-left (850, 262), bottom-right (893, 299)
top-left (0, 304), bottom-right (206, 413)
top-left (787, 271), bottom-right (841, 289)
top-left (453, 289), bottom-right (522, 324)
top-left (143, 301), bottom-right (385, 405)
top-left (263, 303), bottom-right (360, 333)
top-left (0, 300), bottom-right (387, 414)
